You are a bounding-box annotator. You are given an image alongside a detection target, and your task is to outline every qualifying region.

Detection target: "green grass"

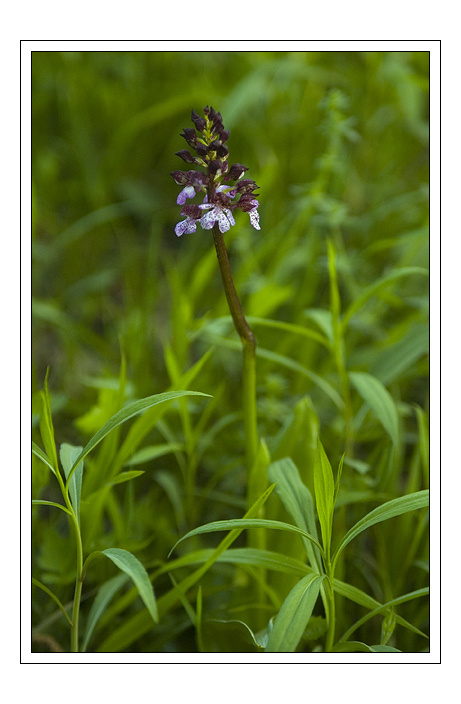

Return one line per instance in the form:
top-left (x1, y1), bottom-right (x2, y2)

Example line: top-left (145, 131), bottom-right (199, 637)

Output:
top-left (32, 50), bottom-right (429, 654)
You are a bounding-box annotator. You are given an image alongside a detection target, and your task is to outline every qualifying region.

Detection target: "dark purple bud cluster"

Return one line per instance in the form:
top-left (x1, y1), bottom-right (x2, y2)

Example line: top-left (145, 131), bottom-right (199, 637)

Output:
top-left (170, 107), bottom-right (261, 236)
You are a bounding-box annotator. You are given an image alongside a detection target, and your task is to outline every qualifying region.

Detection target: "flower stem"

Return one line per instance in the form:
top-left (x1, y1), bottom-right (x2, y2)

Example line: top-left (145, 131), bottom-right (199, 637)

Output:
top-left (212, 224), bottom-right (258, 470)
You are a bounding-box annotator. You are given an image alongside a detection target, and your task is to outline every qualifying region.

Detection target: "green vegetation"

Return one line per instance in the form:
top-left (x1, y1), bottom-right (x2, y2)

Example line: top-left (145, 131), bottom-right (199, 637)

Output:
top-left (32, 51), bottom-right (429, 654)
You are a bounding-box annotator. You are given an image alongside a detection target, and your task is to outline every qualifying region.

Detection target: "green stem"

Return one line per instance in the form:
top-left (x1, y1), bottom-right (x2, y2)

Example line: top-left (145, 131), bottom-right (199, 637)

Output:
top-left (212, 224), bottom-right (258, 470)
top-left (69, 510), bottom-right (84, 653)
top-left (324, 571), bottom-right (336, 652)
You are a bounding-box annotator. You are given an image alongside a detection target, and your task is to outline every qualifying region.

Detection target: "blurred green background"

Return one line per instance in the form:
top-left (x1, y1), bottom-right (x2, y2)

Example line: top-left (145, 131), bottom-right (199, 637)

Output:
top-left (32, 50), bottom-right (428, 405)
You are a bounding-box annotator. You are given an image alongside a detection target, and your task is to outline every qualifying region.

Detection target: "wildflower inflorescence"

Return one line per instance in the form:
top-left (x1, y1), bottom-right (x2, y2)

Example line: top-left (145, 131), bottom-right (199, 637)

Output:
top-left (171, 107), bottom-right (260, 237)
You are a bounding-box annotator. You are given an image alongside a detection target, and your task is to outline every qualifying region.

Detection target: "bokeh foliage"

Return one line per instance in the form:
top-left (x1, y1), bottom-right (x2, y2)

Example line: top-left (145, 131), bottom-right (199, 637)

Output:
top-left (32, 51), bottom-right (429, 653)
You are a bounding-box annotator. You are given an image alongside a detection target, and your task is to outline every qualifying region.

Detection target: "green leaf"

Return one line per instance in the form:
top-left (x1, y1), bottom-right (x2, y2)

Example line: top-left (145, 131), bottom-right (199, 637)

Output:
top-left (349, 371), bottom-right (400, 445)
top-left (339, 587), bottom-right (429, 643)
top-left (200, 619), bottom-right (264, 653)
top-left (201, 330), bottom-right (344, 411)
top-left (333, 490), bottom-right (429, 569)
top-left (169, 518), bottom-right (324, 557)
top-left (101, 548), bottom-right (158, 624)
top-left (341, 266), bottom-right (429, 331)
top-left (32, 441), bottom-right (56, 476)
top-left (128, 443), bottom-right (183, 466)
top-left (265, 574), bottom-right (324, 652)
top-left (158, 547), bottom-right (312, 581)
top-left (267, 458), bottom-right (322, 572)
top-left (32, 578), bottom-right (73, 627)
top-left (32, 499), bottom-right (72, 516)
top-left (39, 371), bottom-right (59, 474)
top-left (333, 641), bottom-right (402, 653)
top-left (107, 470), bottom-right (144, 486)
top-left (97, 484), bottom-right (277, 652)
top-left (81, 573), bottom-right (129, 652)
top-left (333, 579), bottom-right (427, 639)
top-left (60, 443), bottom-right (83, 521)
top-left (313, 441), bottom-right (335, 553)
top-left (66, 390), bottom-right (211, 486)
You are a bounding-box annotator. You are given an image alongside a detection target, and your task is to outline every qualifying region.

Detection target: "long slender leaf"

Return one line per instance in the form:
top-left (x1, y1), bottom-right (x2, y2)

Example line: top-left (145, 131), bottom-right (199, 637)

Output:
top-left (66, 390), bottom-right (211, 485)
top-left (341, 266), bottom-right (428, 331)
top-left (170, 518), bottom-right (324, 557)
top-left (32, 578), bottom-right (73, 627)
top-left (313, 441), bottom-right (335, 553)
top-left (265, 574), bottom-right (324, 652)
top-left (349, 371), bottom-right (400, 446)
top-left (101, 548), bottom-right (158, 624)
top-left (267, 458), bottom-right (322, 572)
top-left (60, 443), bottom-right (83, 521)
top-left (333, 490), bottom-right (429, 569)
top-left (81, 573), bottom-right (129, 652)
top-left (39, 371), bottom-right (59, 474)
top-left (339, 587), bottom-right (429, 643)
top-left (32, 441), bottom-right (56, 476)
top-left (97, 484), bottom-right (277, 651)
top-left (32, 499), bottom-right (72, 516)
top-left (333, 579), bottom-right (427, 639)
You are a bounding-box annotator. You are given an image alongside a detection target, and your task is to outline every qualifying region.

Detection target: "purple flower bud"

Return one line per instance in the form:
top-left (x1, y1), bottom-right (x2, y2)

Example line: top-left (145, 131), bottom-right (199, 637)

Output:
top-left (170, 170), bottom-right (189, 185)
top-left (209, 140), bottom-right (229, 158)
top-left (191, 109), bottom-right (206, 132)
top-left (180, 128), bottom-right (198, 148)
top-left (235, 179), bottom-right (259, 194)
top-left (208, 159), bottom-right (224, 177)
top-left (176, 149), bottom-right (197, 164)
top-left (227, 163), bottom-right (249, 181)
top-left (195, 143), bottom-right (209, 158)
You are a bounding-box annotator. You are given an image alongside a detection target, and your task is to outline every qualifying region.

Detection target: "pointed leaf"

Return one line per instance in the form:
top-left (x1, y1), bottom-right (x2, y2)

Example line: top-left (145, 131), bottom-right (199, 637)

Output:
top-left (333, 490), bottom-right (429, 569)
top-left (60, 443), bottom-right (83, 521)
top-left (265, 574), bottom-right (323, 652)
top-left (349, 371), bottom-right (399, 445)
top-left (66, 390), bottom-right (211, 485)
top-left (39, 371), bottom-right (59, 473)
top-left (267, 458), bottom-right (322, 572)
top-left (81, 573), bottom-right (129, 652)
top-left (170, 518), bottom-right (324, 556)
top-left (101, 548), bottom-right (158, 623)
top-left (313, 441), bottom-right (335, 552)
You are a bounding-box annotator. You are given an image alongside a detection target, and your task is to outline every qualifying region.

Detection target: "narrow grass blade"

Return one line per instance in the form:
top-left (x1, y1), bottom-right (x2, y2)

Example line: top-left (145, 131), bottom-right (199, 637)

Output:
top-left (32, 578), bottom-right (73, 627)
top-left (267, 458), bottom-right (322, 572)
top-left (265, 574), bottom-right (324, 652)
top-left (66, 390), bottom-right (211, 485)
top-left (349, 371), bottom-right (400, 446)
top-left (333, 578), bottom-right (427, 639)
top-left (97, 484), bottom-right (276, 652)
top-left (101, 548), bottom-right (158, 624)
top-left (169, 518), bottom-right (324, 556)
top-left (112, 349), bottom-right (214, 474)
top-left (32, 499), bottom-right (72, 516)
top-left (155, 547), bottom-right (312, 580)
top-left (32, 441), bottom-right (56, 476)
top-left (341, 266), bottom-right (428, 331)
top-left (333, 641), bottom-right (401, 653)
top-left (313, 441), bottom-right (335, 554)
top-left (107, 470), bottom-right (144, 486)
top-left (60, 443), bottom-right (83, 521)
top-left (39, 371), bottom-right (59, 474)
top-left (81, 573), bottom-right (129, 652)
top-left (339, 587), bottom-right (429, 643)
top-left (333, 490), bottom-right (429, 569)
